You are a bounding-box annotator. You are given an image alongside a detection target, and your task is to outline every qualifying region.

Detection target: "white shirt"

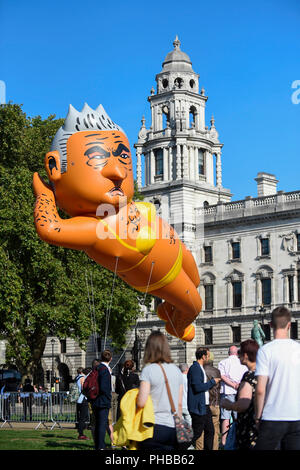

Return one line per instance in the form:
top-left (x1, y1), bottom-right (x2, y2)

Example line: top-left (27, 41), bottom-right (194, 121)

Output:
top-left (255, 339), bottom-right (300, 421)
top-left (200, 364), bottom-right (209, 405)
top-left (218, 355), bottom-right (248, 395)
top-left (182, 373), bottom-right (188, 409)
top-left (101, 361), bottom-right (112, 374)
top-left (76, 374), bottom-right (86, 404)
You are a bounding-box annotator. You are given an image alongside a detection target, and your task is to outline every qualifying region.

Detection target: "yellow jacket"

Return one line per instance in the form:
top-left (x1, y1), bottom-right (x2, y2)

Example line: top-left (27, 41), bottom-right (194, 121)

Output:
top-left (113, 388), bottom-right (155, 450)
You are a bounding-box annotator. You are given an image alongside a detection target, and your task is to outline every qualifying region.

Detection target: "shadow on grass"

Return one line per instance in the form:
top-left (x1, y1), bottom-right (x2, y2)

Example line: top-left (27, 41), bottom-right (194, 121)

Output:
top-left (41, 434), bottom-right (76, 440)
top-left (45, 440), bottom-right (94, 450)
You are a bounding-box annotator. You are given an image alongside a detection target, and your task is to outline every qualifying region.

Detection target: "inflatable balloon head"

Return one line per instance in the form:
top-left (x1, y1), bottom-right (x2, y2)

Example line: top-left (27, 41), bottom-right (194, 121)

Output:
top-left (45, 103), bottom-right (134, 216)
top-left (33, 103), bottom-right (202, 342)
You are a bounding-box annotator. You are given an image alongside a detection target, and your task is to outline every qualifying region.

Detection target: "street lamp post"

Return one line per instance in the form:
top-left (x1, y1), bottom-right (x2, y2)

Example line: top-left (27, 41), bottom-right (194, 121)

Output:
top-left (132, 328), bottom-right (142, 372)
top-left (259, 305), bottom-right (266, 325)
top-left (50, 339), bottom-right (55, 390)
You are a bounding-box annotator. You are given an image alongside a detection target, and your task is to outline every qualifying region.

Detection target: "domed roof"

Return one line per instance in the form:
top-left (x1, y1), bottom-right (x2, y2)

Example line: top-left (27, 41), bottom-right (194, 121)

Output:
top-left (162, 36), bottom-right (193, 72)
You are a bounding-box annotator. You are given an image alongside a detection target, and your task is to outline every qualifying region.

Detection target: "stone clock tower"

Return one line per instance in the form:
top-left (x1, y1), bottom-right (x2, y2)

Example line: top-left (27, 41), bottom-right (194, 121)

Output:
top-left (134, 36), bottom-right (232, 256)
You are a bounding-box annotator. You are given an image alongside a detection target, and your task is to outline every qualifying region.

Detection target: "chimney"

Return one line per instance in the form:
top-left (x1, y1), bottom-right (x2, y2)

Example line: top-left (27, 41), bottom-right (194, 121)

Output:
top-left (255, 172), bottom-right (278, 197)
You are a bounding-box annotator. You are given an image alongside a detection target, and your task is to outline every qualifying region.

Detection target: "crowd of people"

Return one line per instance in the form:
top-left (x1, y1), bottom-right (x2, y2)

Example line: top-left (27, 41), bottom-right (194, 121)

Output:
top-left (84, 305), bottom-right (300, 451)
top-left (1, 304), bottom-right (299, 451)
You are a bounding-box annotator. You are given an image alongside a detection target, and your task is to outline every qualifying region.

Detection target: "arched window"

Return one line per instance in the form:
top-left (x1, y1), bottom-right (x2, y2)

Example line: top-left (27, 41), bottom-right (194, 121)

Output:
top-left (174, 77), bottom-right (184, 89)
top-left (189, 106), bottom-right (196, 128)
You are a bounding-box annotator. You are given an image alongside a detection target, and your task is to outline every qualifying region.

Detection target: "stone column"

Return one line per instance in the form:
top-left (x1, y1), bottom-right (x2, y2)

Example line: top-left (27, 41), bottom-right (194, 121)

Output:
top-left (145, 153), bottom-right (149, 186)
top-left (226, 280), bottom-right (232, 314)
top-left (256, 275), bottom-right (262, 307)
top-left (293, 273), bottom-right (298, 306)
top-left (195, 109), bottom-right (200, 130)
top-left (242, 278), bottom-right (246, 314)
top-left (194, 146), bottom-right (198, 181)
top-left (198, 104), bottom-right (205, 130)
top-left (213, 281), bottom-right (217, 316)
top-left (136, 149), bottom-right (142, 189)
top-left (206, 150), bottom-right (214, 185)
top-left (157, 107), bottom-right (162, 131)
top-left (216, 151), bottom-right (222, 187)
top-left (150, 150), bottom-right (155, 184)
top-left (151, 106), bottom-right (154, 132)
top-left (163, 147), bottom-right (168, 181)
top-left (176, 144), bottom-right (181, 179)
top-left (182, 144), bottom-right (189, 179)
top-left (189, 146), bottom-right (194, 180)
top-left (169, 146), bottom-right (173, 181)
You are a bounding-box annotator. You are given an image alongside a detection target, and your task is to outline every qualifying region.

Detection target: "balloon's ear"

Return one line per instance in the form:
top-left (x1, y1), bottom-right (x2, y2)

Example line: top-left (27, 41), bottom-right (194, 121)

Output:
top-left (45, 151), bottom-right (61, 182)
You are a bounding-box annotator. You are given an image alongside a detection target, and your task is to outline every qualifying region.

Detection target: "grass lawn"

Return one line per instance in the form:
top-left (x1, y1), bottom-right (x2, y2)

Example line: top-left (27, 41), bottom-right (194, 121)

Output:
top-left (0, 429), bottom-right (100, 450)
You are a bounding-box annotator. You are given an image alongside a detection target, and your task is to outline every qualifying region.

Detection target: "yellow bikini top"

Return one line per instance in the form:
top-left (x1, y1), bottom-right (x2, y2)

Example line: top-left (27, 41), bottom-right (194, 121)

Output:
top-left (98, 201), bottom-right (157, 256)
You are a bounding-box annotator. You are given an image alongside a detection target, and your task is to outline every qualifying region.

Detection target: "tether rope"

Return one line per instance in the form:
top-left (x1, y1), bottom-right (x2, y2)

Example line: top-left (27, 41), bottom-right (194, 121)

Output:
top-left (85, 271), bottom-right (98, 358)
top-left (103, 257), bottom-right (119, 350)
top-left (111, 261), bottom-right (155, 371)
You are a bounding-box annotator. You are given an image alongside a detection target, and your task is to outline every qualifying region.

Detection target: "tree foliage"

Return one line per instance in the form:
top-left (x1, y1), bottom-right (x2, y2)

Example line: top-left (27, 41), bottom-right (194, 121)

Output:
top-left (0, 103), bottom-right (148, 378)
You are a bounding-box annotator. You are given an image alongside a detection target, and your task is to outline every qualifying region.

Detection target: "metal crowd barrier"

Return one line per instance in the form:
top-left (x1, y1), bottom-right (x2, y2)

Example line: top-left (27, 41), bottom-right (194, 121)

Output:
top-left (0, 392), bottom-right (81, 430)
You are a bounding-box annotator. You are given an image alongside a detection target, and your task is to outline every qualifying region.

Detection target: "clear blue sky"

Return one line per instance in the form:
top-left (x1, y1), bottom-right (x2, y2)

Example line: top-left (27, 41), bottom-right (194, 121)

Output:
top-left (1, 0), bottom-right (299, 200)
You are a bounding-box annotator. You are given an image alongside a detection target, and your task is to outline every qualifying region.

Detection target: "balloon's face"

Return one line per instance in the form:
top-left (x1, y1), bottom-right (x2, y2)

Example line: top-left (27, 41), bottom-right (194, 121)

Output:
top-left (55, 130), bottom-right (134, 216)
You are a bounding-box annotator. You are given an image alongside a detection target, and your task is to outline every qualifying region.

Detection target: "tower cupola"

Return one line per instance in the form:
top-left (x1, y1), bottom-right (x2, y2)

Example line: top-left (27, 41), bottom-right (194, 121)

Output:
top-left (156, 36), bottom-right (199, 95)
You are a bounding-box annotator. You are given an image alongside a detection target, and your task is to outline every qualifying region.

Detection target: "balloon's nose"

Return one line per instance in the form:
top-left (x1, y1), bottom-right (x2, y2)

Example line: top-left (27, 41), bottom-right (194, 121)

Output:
top-left (101, 158), bottom-right (127, 181)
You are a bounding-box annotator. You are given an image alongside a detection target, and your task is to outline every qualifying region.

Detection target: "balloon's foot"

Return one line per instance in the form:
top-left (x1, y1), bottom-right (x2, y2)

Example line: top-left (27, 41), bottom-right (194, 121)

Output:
top-left (165, 322), bottom-right (195, 342)
top-left (157, 301), bottom-right (195, 341)
top-left (157, 301), bottom-right (174, 321)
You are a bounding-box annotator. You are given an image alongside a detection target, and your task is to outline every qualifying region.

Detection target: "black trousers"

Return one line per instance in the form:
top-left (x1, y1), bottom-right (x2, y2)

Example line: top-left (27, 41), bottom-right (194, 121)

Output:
top-left (23, 398), bottom-right (32, 421)
top-left (138, 424), bottom-right (177, 451)
top-left (92, 406), bottom-right (110, 450)
top-left (254, 420), bottom-right (300, 450)
top-left (76, 400), bottom-right (89, 436)
top-left (190, 406), bottom-right (214, 450)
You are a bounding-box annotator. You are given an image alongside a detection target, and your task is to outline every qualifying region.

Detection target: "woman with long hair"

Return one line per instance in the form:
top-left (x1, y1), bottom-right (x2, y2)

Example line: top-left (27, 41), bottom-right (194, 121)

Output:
top-left (136, 331), bottom-right (183, 450)
top-left (221, 339), bottom-right (259, 449)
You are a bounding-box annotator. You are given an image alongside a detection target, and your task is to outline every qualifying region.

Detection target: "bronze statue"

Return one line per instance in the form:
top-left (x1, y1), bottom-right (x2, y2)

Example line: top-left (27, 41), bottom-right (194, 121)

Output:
top-left (251, 319), bottom-right (266, 347)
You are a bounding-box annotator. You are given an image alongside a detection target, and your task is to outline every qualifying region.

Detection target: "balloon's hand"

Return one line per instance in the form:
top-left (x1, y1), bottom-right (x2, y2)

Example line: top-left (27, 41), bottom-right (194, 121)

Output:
top-left (33, 172), bottom-right (62, 243)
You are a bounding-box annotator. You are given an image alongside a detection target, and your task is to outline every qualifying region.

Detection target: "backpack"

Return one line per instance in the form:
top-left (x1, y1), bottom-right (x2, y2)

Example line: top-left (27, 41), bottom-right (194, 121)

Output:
top-left (69, 381), bottom-right (80, 403)
top-left (82, 368), bottom-right (100, 401)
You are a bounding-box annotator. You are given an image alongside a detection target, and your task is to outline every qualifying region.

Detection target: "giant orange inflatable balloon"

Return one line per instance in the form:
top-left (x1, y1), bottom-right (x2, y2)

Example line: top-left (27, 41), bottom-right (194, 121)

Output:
top-left (33, 104), bottom-right (202, 341)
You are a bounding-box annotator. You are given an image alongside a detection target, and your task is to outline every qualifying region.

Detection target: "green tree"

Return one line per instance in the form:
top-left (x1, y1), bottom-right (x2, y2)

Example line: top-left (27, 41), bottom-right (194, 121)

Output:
top-left (0, 103), bottom-right (149, 380)
top-left (133, 180), bottom-right (144, 200)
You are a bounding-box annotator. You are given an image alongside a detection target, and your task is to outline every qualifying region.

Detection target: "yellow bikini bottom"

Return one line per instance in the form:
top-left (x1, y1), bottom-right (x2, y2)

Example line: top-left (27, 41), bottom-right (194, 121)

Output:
top-left (99, 220), bottom-right (183, 293)
top-left (130, 243), bottom-right (182, 293)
